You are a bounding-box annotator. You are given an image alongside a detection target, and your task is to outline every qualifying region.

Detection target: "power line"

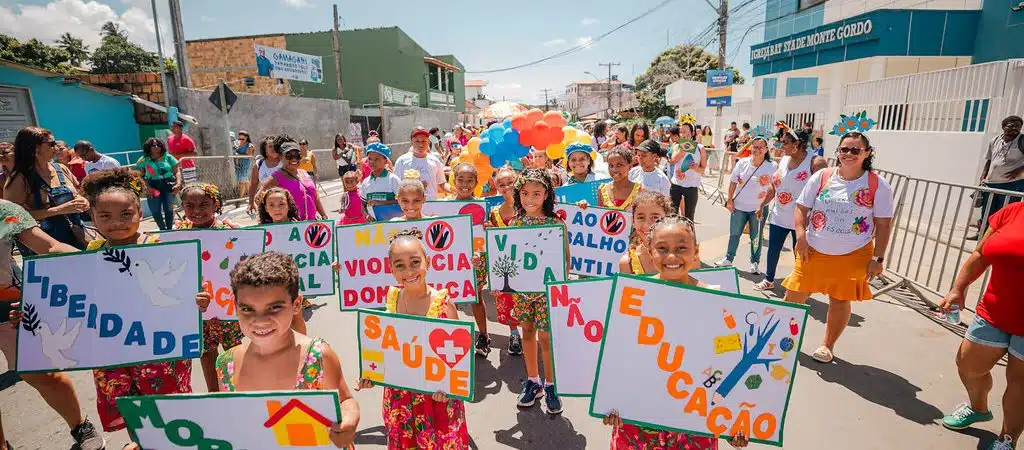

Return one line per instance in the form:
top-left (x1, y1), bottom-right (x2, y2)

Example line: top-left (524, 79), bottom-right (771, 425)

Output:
top-left (465, 0), bottom-right (678, 74)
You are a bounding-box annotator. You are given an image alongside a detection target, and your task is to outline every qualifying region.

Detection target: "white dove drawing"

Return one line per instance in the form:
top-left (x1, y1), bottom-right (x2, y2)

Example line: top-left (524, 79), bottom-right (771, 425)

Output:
top-left (134, 259), bottom-right (188, 307)
top-left (38, 319), bottom-right (81, 370)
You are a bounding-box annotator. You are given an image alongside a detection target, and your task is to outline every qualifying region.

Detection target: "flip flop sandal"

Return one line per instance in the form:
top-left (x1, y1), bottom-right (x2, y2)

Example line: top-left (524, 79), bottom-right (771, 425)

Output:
top-left (812, 346), bottom-right (834, 363)
top-left (753, 280), bottom-right (774, 291)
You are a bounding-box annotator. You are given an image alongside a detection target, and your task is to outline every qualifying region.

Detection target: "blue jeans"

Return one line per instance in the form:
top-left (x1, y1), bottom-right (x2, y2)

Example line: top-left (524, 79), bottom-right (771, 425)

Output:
top-left (146, 179), bottom-right (176, 230)
top-left (764, 224), bottom-right (797, 282)
top-left (980, 178), bottom-right (1024, 232)
top-left (726, 206), bottom-right (768, 263)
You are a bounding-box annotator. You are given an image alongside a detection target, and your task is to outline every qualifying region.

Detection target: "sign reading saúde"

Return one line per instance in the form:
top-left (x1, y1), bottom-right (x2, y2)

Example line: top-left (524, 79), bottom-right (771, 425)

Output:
top-left (117, 391), bottom-right (341, 449)
top-left (260, 221), bottom-right (336, 297)
top-left (359, 309), bottom-right (475, 400)
top-left (336, 215), bottom-right (476, 310)
top-left (590, 275), bottom-right (809, 446)
top-left (485, 225), bottom-right (567, 295)
top-left (706, 70), bottom-right (734, 107)
top-left (547, 278), bottom-right (613, 396)
top-left (422, 200), bottom-right (489, 252)
top-left (750, 18), bottom-right (874, 62)
top-left (159, 229), bottom-right (266, 321)
top-left (254, 44), bottom-right (324, 84)
top-left (554, 203), bottom-right (632, 277)
top-left (16, 241), bottom-right (202, 373)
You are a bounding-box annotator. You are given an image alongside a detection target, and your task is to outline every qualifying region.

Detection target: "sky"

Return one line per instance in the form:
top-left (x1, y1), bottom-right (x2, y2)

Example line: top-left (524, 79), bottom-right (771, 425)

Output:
top-left (0, 0), bottom-right (767, 104)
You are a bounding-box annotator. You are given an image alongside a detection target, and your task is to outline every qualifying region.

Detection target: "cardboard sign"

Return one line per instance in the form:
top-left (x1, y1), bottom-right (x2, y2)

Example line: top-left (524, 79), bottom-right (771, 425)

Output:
top-left (371, 204), bottom-right (403, 222)
top-left (260, 221), bottom-right (336, 297)
top-left (423, 200), bottom-right (489, 252)
top-left (159, 229), bottom-right (266, 321)
top-left (555, 181), bottom-right (601, 205)
top-left (692, 267), bottom-right (741, 295)
top-left (590, 275), bottom-right (808, 446)
top-left (554, 203), bottom-right (632, 277)
top-left (485, 225), bottom-right (567, 295)
top-left (117, 391), bottom-right (341, 449)
top-left (547, 278), bottom-right (613, 396)
top-left (336, 215), bottom-right (477, 310)
top-left (358, 309), bottom-right (475, 401)
top-left (16, 241), bottom-right (202, 373)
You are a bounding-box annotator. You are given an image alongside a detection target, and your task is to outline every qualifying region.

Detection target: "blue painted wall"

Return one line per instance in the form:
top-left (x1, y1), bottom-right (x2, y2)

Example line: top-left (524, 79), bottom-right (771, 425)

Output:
top-left (751, 9), bottom-right (980, 76)
top-left (972, 0), bottom-right (1024, 63)
top-left (0, 66), bottom-right (141, 153)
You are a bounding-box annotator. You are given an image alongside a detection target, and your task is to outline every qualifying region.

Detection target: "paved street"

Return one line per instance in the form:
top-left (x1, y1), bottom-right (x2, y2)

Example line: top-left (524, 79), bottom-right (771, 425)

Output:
top-left (0, 183), bottom-right (1008, 450)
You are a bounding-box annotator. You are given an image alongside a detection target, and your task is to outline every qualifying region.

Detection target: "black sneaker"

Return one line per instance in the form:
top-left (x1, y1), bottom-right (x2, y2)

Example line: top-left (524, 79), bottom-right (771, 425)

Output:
top-left (474, 332), bottom-right (491, 356)
top-left (517, 379), bottom-right (545, 407)
top-left (508, 333), bottom-right (523, 356)
top-left (70, 418), bottom-right (105, 450)
top-left (543, 384), bottom-right (563, 415)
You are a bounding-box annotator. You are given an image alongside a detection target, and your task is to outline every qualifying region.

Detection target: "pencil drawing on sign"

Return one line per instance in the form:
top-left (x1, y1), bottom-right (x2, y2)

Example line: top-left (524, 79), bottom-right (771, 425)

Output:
top-left (38, 318), bottom-right (82, 369)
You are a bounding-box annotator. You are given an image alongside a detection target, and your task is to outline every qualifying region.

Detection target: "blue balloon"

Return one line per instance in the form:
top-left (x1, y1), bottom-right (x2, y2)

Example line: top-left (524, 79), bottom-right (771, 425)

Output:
top-left (489, 153), bottom-right (507, 168)
top-left (480, 137), bottom-right (494, 156)
top-left (512, 143), bottom-right (530, 158)
top-left (488, 124), bottom-right (505, 145)
top-left (502, 118), bottom-right (512, 129)
top-left (503, 128), bottom-right (520, 147)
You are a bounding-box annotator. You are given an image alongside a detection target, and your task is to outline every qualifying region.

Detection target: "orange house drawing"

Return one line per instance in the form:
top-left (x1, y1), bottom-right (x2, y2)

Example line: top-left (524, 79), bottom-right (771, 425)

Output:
top-left (263, 398), bottom-right (334, 446)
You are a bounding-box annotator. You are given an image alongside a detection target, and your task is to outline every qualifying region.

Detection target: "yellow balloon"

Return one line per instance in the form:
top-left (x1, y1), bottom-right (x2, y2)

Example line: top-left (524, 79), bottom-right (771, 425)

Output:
top-left (575, 132), bottom-right (592, 145)
top-left (466, 137), bottom-right (481, 156)
top-left (562, 126), bottom-right (578, 143)
top-left (546, 142), bottom-right (567, 160)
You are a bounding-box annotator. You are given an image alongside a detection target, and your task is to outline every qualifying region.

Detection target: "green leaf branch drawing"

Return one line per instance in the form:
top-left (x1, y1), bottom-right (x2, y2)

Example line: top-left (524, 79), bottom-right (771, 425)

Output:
top-left (21, 304), bottom-right (40, 336)
top-left (101, 248), bottom-right (133, 276)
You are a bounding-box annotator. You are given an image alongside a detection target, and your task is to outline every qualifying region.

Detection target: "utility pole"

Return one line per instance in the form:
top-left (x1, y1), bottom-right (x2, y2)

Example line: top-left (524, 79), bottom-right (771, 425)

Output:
top-left (598, 62), bottom-right (620, 119)
top-left (149, 0), bottom-right (169, 110)
top-left (332, 4), bottom-right (344, 100)
top-left (540, 89), bottom-right (552, 111)
top-left (168, 0), bottom-right (190, 88)
top-left (716, 0), bottom-right (728, 118)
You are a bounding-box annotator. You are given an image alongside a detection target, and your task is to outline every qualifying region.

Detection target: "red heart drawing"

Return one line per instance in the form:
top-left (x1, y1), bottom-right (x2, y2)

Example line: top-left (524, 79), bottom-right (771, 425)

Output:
top-left (428, 328), bottom-right (472, 369)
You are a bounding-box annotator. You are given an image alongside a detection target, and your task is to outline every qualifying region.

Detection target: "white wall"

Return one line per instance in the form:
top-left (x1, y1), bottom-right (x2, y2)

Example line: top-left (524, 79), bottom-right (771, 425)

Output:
top-left (822, 0), bottom-right (981, 24)
top-left (824, 130), bottom-right (988, 186)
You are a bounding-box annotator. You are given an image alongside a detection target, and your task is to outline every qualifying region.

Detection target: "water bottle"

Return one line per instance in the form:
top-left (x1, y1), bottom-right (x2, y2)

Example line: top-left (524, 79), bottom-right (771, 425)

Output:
top-left (945, 304), bottom-right (961, 325)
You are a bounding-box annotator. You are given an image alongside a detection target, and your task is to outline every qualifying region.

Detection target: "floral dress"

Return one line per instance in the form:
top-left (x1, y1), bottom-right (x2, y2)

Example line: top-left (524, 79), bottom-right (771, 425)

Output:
top-left (174, 220), bottom-right (245, 351)
top-left (87, 237), bottom-right (193, 432)
top-left (488, 209), bottom-right (519, 327)
top-left (507, 215), bottom-right (564, 331)
top-left (1, 200), bottom-right (36, 301)
top-left (382, 288), bottom-right (470, 449)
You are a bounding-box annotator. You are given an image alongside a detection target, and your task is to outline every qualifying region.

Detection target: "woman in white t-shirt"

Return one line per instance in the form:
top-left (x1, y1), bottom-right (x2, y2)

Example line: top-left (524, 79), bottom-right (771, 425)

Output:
top-left (754, 128), bottom-right (827, 291)
top-left (715, 136), bottom-right (777, 273)
top-left (668, 123), bottom-right (707, 221)
top-left (782, 132), bottom-right (895, 363)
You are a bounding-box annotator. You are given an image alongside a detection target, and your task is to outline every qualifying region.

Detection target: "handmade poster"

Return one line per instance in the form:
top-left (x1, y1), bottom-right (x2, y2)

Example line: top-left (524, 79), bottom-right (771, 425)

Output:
top-left (692, 267), bottom-right (741, 295)
top-left (358, 309), bottom-right (475, 401)
top-left (117, 391), bottom-right (341, 449)
top-left (423, 200), bottom-right (488, 252)
top-left (159, 229), bottom-right (266, 321)
top-left (555, 180), bottom-right (601, 205)
top-left (336, 215), bottom-right (476, 310)
top-left (485, 225), bottom-right (566, 295)
top-left (371, 204), bottom-right (403, 222)
top-left (546, 277), bottom-right (613, 396)
top-left (554, 203), bottom-right (632, 277)
top-left (16, 241), bottom-right (202, 373)
top-left (484, 195), bottom-right (506, 209)
top-left (260, 221), bottom-right (336, 297)
top-left (590, 274), bottom-right (809, 446)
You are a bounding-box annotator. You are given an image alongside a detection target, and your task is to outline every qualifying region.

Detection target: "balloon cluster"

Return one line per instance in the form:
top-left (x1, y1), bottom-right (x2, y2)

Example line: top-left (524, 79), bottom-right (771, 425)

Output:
top-left (462, 109), bottom-right (596, 181)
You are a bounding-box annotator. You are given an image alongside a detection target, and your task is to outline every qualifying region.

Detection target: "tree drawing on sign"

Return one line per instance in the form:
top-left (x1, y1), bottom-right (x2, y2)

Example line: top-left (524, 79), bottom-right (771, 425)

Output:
top-left (714, 315), bottom-right (782, 402)
top-left (492, 255), bottom-right (519, 293)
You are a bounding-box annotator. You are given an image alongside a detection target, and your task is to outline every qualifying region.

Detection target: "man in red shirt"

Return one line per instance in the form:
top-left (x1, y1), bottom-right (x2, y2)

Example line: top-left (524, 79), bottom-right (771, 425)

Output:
top-left (167, 120), bottom-right (197, 182)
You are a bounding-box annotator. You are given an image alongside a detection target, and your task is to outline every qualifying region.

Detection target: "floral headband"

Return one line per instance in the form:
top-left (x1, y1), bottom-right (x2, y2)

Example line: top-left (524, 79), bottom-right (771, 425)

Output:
top-left (678, 114), bottom-right (695, 125)
top-left (514, 169), bottom-right (551, 191)
top-left (750, 125), bottom-right (772, 143)
top-left (830, 111), bottom-right (876, 136)
top-left (127, 176), bottom-right (144, 196)
top-left (182, 183), bottom-right (222, 204)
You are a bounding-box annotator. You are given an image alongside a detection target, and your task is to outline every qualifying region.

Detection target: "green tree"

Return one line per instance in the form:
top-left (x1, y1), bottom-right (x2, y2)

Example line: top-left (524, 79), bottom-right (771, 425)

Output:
top-left (101, 21), bottom-right (126, 39)
top-left (0, 34), bottom-right (74, 73)
top-left (634, 45), bottom-right (744, 120)
top-left (56, 33), bottom-right (90, 66)
top-left (90, 33), bottom-right (160, 74)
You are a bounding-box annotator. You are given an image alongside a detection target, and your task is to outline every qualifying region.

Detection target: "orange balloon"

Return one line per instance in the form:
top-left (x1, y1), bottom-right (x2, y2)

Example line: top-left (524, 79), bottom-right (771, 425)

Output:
top-left (519, 127), bottom-right (536, 148)
top-left (532, 121), bottom-right (551, 148)
top-left (510, 113), bottom-right (529, 131)
top-left (547, 126), bottom-right (564, 146)
top-left (474, 151), bottom-right (490, 167)
top-left (526, 109), bottom-right (544, 125)
top-left (543, 111), bottom-right (567, 128)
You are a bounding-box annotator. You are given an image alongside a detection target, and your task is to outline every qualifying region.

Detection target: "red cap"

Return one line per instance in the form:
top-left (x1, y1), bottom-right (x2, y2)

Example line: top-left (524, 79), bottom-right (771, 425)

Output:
top-left (410, 127), bottom-right (430, 139)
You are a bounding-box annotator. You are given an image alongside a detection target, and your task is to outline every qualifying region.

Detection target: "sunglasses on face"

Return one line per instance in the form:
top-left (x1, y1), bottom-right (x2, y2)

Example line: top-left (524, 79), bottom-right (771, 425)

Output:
top-left (284, 151), bottom-right (302, 160)
top-left (837, 146), bottom-right (866, 155)
top-left (44, 141), bottom-right (57, 147)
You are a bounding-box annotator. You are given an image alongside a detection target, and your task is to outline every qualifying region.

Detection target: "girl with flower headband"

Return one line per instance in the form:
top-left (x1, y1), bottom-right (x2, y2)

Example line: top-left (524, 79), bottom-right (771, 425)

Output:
top-left (590, 146), bottom-right (643, 210)
top-left (782, 112), bottom-right (894, 364)
top-left (485, 166), bottom-right (524, 355)
top-left (714, 133), bottom-right (778, 275)
top-left (508, 168), bottom-right (571, 415)
top-left (174, 182), bottom-right (244, 392)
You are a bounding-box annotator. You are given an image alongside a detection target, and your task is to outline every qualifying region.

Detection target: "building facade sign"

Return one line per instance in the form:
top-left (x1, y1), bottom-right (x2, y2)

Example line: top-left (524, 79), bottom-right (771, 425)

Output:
top-left (752, 18), bottom-right (873, 62)
top-left (254, 44), bottom-right (324, 84)
top-left (381, 84), bottom-right (420, 106)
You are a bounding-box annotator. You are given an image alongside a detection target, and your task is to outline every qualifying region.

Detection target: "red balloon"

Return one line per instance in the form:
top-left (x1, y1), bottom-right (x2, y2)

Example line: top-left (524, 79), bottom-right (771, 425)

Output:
top-left (510, 113), bottom-right (529, 131)
top-left (532, 121), bottom-right (551, 148)
top-left (519, 128), bottom-right (536, 148)
top-left (547, 126), bottom-right (564, 145)
top-left (543, 111), bottom-right (567, 128)
top-left (526, 109), bottom-right (544, 125)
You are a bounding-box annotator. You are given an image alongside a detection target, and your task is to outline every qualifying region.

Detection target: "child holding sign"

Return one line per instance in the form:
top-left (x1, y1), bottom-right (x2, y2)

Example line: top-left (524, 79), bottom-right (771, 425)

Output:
top-left (603, 215), bottom-right (747, 449)
top-left (450, 163), bottom-right (495, 357)
top-left (597, 146), bottom-right (643, 210)
top-left (510, 168), bottom-right (570, 415)
top-left (175, 183), bottom-right (243, 392)
top-left (256, 187), bottom-right (310, 334)
top-left (563, 142), bottom-right (607, 185)
top-left (79, 169), bottom-right (203, 440)
top-left (391, 172), bottom-right (432, 221)
top-left (619, 191), bottom-right (672, 275)
top-left (356, 230), bottom-right (469, 449)
top-left (216, 252), bottom-right (360, 449)
top-left (486, 167), bottom-right (523, 356)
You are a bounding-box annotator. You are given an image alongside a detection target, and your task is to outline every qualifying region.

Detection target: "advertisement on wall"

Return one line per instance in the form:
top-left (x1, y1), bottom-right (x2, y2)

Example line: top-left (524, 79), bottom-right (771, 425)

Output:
top-left (706, 70), bottom-right (734, 107)
top-left (254, 45), bottom-right (324, 84)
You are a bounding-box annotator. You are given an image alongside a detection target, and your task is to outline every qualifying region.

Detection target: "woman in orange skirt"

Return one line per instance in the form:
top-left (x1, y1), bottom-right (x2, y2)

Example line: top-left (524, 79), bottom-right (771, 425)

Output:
top-left (782, 130), bottom-right (895, 363)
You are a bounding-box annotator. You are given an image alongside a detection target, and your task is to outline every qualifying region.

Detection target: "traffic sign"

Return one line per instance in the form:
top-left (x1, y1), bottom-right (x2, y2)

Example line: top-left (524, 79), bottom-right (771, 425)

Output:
top-left (208, 82), bottom-right (238, 113)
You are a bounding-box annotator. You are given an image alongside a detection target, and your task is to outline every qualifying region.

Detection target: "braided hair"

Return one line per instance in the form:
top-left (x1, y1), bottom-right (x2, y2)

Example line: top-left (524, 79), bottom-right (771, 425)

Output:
top-left (180, 183), bottom-right (224, 214)
top-left (647, 214), bottom-right (698, 245)
top-left (387, 228), bottom-right (427, 259)
top-left (513, 168), bottom-right (557, 218)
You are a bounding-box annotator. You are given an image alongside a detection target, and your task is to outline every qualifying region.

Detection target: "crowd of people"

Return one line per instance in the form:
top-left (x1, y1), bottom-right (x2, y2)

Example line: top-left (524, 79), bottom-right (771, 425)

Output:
top-left (0, 110), bottom-right (1020, 450)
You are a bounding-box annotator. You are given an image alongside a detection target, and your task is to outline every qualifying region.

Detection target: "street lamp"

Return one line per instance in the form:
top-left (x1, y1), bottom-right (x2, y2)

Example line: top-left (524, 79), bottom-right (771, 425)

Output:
top-left (583, 71), bottom-right (601, 81)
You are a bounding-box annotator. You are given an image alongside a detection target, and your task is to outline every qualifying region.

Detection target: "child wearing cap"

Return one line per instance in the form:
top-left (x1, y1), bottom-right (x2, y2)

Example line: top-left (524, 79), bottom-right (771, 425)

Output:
top-left (628, 139), bottom-right (672, 196)
top-left (359, 143), bottom-right (400, 207)
top-left (563, 142), bottom-right (609, 185)
top-left (393, 127), bottom-right (449, 200)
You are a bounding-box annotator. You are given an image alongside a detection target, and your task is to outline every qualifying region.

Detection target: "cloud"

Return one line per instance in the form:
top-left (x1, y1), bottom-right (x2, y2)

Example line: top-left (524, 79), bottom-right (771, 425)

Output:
top-left (0, 0), bottom-right (174, 58)
top-left (577, 36), bottom-right (594, 49)
top-left (581, 17), bottom-right (600, 26)
top-left (542, 38), bottom-right (566, 47)
top-left (491, 83), bottom-right (522, 90)
top-left (281, 0), bottom-right (314, 8)
top-left (200, 15), bottom-right (215, 22)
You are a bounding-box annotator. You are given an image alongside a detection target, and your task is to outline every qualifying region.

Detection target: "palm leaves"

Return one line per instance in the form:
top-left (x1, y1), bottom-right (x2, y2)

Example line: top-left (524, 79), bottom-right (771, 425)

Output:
top-left (102, 248), bottom-right (133, 276)
top-left (21, 304), bottom-right (40, 336)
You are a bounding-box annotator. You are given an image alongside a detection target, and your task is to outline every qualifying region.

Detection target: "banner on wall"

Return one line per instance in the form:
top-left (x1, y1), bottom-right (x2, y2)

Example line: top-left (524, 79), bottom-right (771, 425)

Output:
top-left (159, 229), bottom-right (266, 321)
top-left (335, 215), bottom-right (476, 310)
top-left (590, 275), bottom-right (809, 446)
top-left (706, 70), bottom-right (734, 107)
top-left (254, 44), bottom-right (324, 83)
top-left (423, 200), bottom-right (489, 252)
top-left (117, 391), bottom-right (341, 449)
top-left (16, 241), bottom-right (202, 373)
top-left (358, 310), bottom-right (475, 400)
top-left (260, 221), bottom-right (336, 297)
top-left (554, 203), bottom-right (632, 277)
top-left (484, 225), bottom-right (566, 295)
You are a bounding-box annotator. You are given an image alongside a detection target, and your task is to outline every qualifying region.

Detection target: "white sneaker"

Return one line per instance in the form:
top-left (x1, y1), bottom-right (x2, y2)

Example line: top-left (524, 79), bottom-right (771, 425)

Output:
top-left (714, 258), bottom-right (733, 267)
top-left (988, 435), bottom-right (1015, 450)
top-left (749, 262), bottom-right (760, 274)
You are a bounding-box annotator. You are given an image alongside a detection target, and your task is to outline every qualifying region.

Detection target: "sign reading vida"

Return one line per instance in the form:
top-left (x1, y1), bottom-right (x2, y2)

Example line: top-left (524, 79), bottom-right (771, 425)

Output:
top-left (485, 225), bottom-right (567, 295)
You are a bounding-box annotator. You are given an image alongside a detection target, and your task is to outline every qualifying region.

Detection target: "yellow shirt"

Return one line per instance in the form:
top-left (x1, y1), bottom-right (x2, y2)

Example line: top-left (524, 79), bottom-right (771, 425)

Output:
top-left (299, 153), bottom-right (317, 174)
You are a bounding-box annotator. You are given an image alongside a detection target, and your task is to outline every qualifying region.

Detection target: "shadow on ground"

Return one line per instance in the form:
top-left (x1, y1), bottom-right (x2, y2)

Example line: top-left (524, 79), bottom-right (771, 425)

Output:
top-left (494, 408), bottom-right (588, 449)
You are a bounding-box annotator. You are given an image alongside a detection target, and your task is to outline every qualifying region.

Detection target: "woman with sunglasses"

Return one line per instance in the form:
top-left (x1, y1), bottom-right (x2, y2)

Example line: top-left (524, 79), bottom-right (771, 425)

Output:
top-left (233, 130), bottom-right (255, 198)
top-left (3, 127), bottom-right (90, 251)
top-left (134, 137), bottom-right (183, 231)
top-left (257, 135), bottom-right (327, 221)
top-left (781, 131), bottom-right (894, 364)
top-left (246, 135), bottom-right (282, 214)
